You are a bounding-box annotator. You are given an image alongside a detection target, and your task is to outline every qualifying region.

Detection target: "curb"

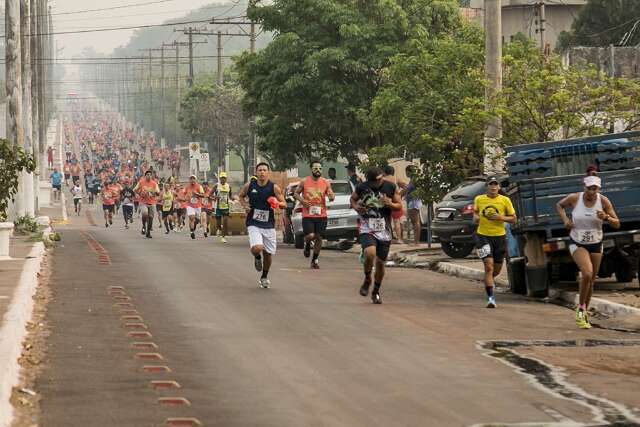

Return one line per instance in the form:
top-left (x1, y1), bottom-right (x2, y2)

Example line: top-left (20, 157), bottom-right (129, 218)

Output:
top-left (0, 241), bottom-right (46, 427)
top-left (434, 261), bottom-right (509, 287)
top-left (559, 290), bottom-right (640, 318)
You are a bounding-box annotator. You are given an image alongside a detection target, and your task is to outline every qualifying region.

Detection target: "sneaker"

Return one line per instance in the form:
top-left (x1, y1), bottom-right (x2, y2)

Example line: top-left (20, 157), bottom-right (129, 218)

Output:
top-left (204, 232), bottom-right (208, 238)
top-left (486, 296), bottom-right (497, 308)
top-left (141, 228), bottom-right (146, 235)
top-left (575, 309), bottom-right (591, 329)
top-left (311, 258), bottom-right (320, 269)
top-left (109, 219), bottom-right (113, 225)
top-left (359, 277), bottom-right (371, 297)
top-left (146, 234), bottom-right (152, 239)
top-left (221, 237), bottom-right (227, 244)
top-left (165, 230), bottom-right (170, 234)
top-left (259, 278), bottom-right (271, 289)
top-left (125, 224), bottom-right (129, 229)
top-left (254, 256), bottom-right (263, 272)
top-left (190, 232), bottom-right (195, 240)
top-left (303, 242), bottom-right (311, 258)
top-left (371, 289), bottom-right (382, 304)
top-left (105, 222), bottom-right (109, 228)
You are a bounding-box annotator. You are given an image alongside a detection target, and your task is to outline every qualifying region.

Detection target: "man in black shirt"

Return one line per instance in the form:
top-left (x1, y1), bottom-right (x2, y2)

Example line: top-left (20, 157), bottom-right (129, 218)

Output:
top-left (351, 167), bottom-right (402, 304)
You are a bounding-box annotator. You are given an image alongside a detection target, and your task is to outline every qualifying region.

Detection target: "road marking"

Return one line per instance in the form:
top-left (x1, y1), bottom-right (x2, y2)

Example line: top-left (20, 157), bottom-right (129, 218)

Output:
top-left (131, 342), bottom-right (158, 350)
top-left (164, 418), bottom-right (202, 426)
top-left (135, 352), bottom-right (164, 361)
top-left (476, 339), bottom-right (640, 426)
top-left (150, 380), bottom-right (181, 390)
top-left (158, 397), bottom-right (191, 407)
top-left (143, 365), bottom-right (172, 373)
top-left (127, 331), bottom-right (152, 339)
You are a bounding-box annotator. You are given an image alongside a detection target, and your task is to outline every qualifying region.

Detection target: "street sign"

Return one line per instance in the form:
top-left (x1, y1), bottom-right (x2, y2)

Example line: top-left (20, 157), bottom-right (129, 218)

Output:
top-left (199, 152), bottom-right (210, 172)
top-left (189, 142), bottom-right (200, 159)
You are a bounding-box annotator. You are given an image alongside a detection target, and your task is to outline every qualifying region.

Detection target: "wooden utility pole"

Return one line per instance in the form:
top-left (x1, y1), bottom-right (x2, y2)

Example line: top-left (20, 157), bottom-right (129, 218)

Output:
top-left (20, 0), bottom-right (34, 216)
top-left (483, 0), bottom-right (503, 174)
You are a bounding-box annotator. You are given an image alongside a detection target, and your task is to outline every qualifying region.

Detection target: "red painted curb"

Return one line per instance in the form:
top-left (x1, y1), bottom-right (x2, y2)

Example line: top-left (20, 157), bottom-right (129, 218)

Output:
top-left (142, 365), bottom-right (172, 373)
top-left (158, 397), bottom-right (191, 407)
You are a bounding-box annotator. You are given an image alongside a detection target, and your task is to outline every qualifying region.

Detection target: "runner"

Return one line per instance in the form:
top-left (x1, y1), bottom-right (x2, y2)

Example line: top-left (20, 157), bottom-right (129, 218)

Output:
top-left (200, 180), bottom-right (213, 238)
top-left (295, 160), bottom-right (335, 269)
top-left (50, 167), bottom-right (63, 202)
top-left (184, 175), bottom-right (205, 240)
top-left (402, 165), bottom-right (422, 246)
top-left (120, 182), bottom-right (136, 229)
top-left (70, 160), bottom-right (81, 186)
top-left (63, 161), bottom-right (71, 186)
top-left (351, 167), bottom-right (402, 304)
top-left (213, 172), bottom-right (232, 243)
top-left (70, 179), bottom-right (83, 215)
top-left (101, 180), bottom-right (116, 227)
top-left (175, 184), bottom-right (188, 232)
top-left (238, 163), bottom-right (285, 288)
top-left (134, 170), bottom-right (160, 238)
top-left (161, 183), bottom-right (175, 234)
top-left (556, 175), bottom-right (620, 329)
top-left (472, 176), bottom-right (516, 309)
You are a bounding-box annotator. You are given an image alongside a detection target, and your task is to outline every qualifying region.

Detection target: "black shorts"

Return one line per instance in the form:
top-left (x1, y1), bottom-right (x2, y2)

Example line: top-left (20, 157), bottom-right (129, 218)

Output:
top-left (72, 176), bottom-right (80, 183)
top-left (302, 217), bottom-right (328, 237)
top-left (176, 208), bottom-right (186, 216)
top-left (73, 198), bottom-right (81, 206)
top-left (64, 173), bottom-right (70, 180)
top-left (360, 233), bottom-right (391, 261)
top-left (474, 234), bottom-right (506, 263)
top-left (103, 204), bottom-right (115, 213)
top-left (569, 239), bottom-right (603, 254)
top-left (162, 209), bottom-right (174, 219)
top-left (52, 184), bottom-right (61, 191)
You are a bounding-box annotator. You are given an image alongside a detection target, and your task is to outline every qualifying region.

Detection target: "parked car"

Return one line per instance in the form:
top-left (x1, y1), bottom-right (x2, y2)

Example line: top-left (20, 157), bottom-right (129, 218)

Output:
top-left (431, 176), bottom-right (509, 258)
top-left (292, 180), bottom-right (358, 250)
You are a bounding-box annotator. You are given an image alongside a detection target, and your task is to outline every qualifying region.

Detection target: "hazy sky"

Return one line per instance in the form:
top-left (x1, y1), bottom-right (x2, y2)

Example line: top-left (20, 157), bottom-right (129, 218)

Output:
top-left (53, 0), bottom-right (231, 57)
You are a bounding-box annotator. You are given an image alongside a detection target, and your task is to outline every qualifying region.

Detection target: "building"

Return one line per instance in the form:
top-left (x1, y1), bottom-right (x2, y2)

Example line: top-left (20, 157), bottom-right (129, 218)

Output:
top-left (468, 0), bottom-right (586, 50)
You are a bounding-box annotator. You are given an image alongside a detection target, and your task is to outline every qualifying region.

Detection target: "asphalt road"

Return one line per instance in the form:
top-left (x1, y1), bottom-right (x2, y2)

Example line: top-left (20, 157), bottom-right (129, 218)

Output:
top-left (37, 205), bottom-right (640, 427)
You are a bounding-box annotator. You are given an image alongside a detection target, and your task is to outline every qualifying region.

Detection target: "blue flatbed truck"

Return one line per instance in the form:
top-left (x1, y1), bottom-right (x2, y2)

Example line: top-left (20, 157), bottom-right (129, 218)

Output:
top-left (505, 131), bottom-right (640, 296)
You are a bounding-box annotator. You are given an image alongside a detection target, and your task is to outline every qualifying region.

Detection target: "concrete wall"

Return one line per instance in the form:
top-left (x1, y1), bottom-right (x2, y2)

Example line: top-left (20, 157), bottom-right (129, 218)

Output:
top-left (567, 46), bottom-right (640, 78)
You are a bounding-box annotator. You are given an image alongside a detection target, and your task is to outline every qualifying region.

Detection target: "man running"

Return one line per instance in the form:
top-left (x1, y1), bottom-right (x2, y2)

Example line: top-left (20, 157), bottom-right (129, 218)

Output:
top-left (213, 172), bottom-right (232, 243)
top-left (556, 175), bottom-right (620, 329)
top-left (134, 170), bottom-right (160, 238)
top-left (185, 175), bottom-right (205, 240)
top-left (238, 163), bottom-right (285, 288)
top-left (120, 182), bottom-right (135, 229)
top-left (295, 160), bottom-right (335, 268)
top-left (472, 176), bottom-right (516, 308)
top-left (351, 167), bottom-right (402, 304)
top-left (161, 183), bottom-right (175, 234)
top-left (50, 167), bottom-right (63, 202)
top-left (101, 181), bottom-right (116, 227)
top-left (70, 180), bottom-right (83, 215)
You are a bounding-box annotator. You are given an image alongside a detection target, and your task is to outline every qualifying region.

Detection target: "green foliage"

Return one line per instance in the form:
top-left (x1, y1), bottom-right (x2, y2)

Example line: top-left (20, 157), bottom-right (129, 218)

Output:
top-left (235, 0), bottom-right (462, 170)
top-left (558, 0), bottom-right (640, 50)
top-left (0, 139), bottom-right (36, 221)
top-left (14, 215), bottom-right (39, 234)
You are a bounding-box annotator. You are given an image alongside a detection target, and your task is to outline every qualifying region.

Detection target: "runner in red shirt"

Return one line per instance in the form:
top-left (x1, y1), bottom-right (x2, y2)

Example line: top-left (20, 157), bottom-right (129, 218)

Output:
top-left (101, 181), bottom-right (117, 228)
top-left (184, 175), bottom-right (205, 240)
top-left (133, 170), bottom-right (160, 238)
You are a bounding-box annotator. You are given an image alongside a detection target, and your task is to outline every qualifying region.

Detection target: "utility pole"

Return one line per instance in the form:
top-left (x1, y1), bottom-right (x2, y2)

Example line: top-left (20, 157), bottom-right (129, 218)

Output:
top-left (160, 46), bottom-right (166, 142)
top-left (20, 0), bottom-right (34, 216)
top-left (37, 0), bottom-right (46, 161)
top-left (217, 31), bottom-right (223, 87)
top-left (483, 0), bottom-right (503, 174)
top-left (29, 0), bottom-right (40, 204)
top-left (538, 1), bottom-right (546, 54)
top-left (188, 28), bottom-right (194, 87)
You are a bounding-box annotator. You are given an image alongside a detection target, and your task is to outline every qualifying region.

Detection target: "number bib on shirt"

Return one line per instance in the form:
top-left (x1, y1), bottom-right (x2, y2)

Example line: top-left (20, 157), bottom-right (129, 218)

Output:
top-left (368, 218), bottom-right (386, 233)
top-left (577, 230), bottom-right (601, 244)
top-left (309, 205), bottom-right (322, 216)
top-left (477, 244), bottom-right (491, 259)
top-left (191, 197), bottom-right (198, 205)
top-left (253, 209), bottom-right (270, 222)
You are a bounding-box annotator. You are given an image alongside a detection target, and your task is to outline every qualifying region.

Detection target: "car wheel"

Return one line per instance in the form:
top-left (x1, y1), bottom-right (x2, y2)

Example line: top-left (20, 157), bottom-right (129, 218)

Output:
top-left (294, 233), bottom-right (305, 249)
top-left (441, 241), bottom-right (474, 259)
top-left (338, 240), bottom-right (354, 251)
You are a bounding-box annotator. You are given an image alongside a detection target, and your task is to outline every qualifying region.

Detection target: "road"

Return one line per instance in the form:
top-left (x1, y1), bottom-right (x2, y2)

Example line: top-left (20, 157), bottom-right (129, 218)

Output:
top-left (35, 205), bottom-right (640, 427)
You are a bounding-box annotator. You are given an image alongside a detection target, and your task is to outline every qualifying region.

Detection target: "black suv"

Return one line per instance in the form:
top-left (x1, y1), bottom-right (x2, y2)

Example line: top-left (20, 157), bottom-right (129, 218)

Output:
top-left (431, 176), bottom-right (509, 258)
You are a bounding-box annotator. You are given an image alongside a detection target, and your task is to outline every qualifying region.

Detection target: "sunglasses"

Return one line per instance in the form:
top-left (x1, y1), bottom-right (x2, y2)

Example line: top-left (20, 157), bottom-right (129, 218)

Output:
top-left (312, 167), bottom-right (322, 171)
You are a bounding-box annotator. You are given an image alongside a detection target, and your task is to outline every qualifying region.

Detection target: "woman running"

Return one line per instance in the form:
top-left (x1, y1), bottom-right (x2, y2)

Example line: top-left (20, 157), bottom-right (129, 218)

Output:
top-left (556, 175), bottom-right (620, 329)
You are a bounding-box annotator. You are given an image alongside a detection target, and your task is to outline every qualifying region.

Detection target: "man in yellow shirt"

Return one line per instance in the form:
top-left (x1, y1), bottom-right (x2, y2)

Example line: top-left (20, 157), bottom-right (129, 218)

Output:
top-left (473, 176), bottom-right (516, 308)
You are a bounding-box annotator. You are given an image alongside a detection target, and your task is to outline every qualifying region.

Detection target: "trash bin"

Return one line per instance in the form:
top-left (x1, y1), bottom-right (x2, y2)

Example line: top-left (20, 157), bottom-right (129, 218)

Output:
top-left (507, 257), bottom-right (527, 295)
top-left (525, 265), bottom-right (548, 298)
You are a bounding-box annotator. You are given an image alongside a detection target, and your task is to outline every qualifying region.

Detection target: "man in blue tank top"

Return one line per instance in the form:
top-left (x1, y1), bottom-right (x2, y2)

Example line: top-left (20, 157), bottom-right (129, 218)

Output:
top-left (238, 162), bottom-right (286, 288)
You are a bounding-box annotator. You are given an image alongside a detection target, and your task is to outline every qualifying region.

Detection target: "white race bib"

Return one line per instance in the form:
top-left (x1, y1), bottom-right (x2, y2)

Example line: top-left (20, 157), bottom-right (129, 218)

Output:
top-left (309, 205), bottom-right (322, 216)
top-left (477, 244), bottom-right (491, 259)
top-left (191, 197), bottom-right (198, 204)
top-left (368, 218), bottom-right (386, 233)
top-left (253, 209), bottom-right (270, 222)
top-left (577, 230), bottom-right (600, 244)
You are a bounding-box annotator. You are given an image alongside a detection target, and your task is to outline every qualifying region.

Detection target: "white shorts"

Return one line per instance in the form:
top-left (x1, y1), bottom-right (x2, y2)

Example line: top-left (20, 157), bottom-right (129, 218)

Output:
top-left (186, 206), bottom-right (201, 217)
top-left (248, 226), bottom-right (277, 255)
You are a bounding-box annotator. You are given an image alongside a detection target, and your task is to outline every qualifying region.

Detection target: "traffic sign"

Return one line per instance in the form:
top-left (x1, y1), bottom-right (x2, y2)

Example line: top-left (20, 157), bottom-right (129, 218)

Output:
top-left (199, 152), bottom-right (210, 172)
top-left (189, 142), bottom-right (200, 159)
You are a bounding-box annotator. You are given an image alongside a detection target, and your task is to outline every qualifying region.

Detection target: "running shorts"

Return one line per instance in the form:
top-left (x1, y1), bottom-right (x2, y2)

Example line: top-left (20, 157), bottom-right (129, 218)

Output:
top-left (569, 239), bottom-right (603, 255)
top-left (302, 217), bottom-right (327, 238)
top-left (162, 209), bottom-right (174, 219)
top-left (474, 233), bottom-right (506, 263)
top-left (52, 184), bottom-right (61, 191)
top-left (248, 226), bottom-right (277, 255)
top-left (103, 204), bottom-right (115, 213)
top-left (186, 206), bottom-right (201, 217)
top-left (215, 208), bottom-right (230, 217)
top-left (360, 233), bottom-right (391, 261)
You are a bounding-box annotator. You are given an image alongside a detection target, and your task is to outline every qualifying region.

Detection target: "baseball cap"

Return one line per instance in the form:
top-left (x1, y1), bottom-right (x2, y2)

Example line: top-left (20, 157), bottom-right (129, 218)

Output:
top-left (219, 172), bottom-right (227, 178)
top-left (189, 174), bottom-right (197, 179)
top-left (486, 176), bottom-right (500, 185)
top-left (584, 175), bottom-right (601, 188)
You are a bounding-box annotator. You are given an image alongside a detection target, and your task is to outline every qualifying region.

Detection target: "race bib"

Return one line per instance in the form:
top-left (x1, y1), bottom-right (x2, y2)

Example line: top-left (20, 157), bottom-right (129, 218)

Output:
top-left (368, 218), bottom-right (386, 233)
top-left (309, 205), bottom-right (322, 216)
top-left (577, 230), bottom-right (600, 244)
top-left (218, 194), bottom-right (229, 207)
top-left (191, 197), bottom-right (198, 204)
top-left (477, 244), bottom-right (491, 259)
top-left (253, 209), bottom-right (270, 222)
top-left (163, 200), bottom-right (173, 209)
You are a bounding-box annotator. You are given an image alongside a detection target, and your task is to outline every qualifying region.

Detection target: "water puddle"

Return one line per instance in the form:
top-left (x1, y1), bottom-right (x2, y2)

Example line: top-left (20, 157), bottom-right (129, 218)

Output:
top-left (475, 339), bottom-right (640, 427)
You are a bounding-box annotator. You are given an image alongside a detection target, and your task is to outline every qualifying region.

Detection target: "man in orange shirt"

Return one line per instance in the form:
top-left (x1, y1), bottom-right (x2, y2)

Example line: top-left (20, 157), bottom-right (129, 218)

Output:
top-left (185, 175), bottom-right (205, 240)
top-left (101, 181), bottom-right (117, 228)
top-left (134, 170), bottom-right (160, 238)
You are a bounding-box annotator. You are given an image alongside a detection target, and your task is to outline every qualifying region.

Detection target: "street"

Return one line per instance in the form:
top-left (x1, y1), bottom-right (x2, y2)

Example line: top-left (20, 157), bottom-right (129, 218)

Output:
top-left (33, 207), bottom-right (640, 427)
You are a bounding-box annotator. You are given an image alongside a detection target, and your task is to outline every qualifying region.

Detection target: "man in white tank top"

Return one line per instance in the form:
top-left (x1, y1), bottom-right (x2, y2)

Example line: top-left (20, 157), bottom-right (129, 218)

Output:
top-left (556, 175), bottom-right (620, 329)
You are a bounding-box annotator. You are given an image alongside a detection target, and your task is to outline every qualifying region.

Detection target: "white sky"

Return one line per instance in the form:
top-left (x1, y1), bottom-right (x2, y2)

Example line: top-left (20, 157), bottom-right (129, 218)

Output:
top-left (52, 0), bottom-right (229, 57)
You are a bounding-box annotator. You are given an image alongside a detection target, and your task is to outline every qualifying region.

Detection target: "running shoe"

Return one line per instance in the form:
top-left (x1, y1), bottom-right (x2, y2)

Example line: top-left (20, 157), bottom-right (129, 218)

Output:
top-left (254, 256), bottom-right (263, 272)
top-left (221, 237), bottom-right (227, 244)
top-left (359, 277), bottom-right (371, 297)
top-left (141, 228), bottom-right (146, 235)
top-left (311, 258), bottom-right (320, 269)
top-left (109, 219), bottom-right (113, 225)
top-left (125, 224), bottom-right (129, 229)
top-left (190, 232), bottom-right (195, 240)
top-left (575, 309), bottom-right (591, 329)
top-left (204, 232), bottom-right (208, 238)
top-left (371, 289), bottom-right (382, 304)
top-left (303, 242), bottom-right (311, 258)
top-left (259, 278), bottom-right (271, 289)
top-left (486, 296), bottom-right (497, 308)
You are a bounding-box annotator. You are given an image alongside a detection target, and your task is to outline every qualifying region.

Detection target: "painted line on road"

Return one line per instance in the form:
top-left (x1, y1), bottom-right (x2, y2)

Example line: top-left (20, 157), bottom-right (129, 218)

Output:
top-left (476, 339), bottom-right (640, 426)
top-left (158, 397), bottom-right (191, 407)
top-left (164, 417), bottom-right (202, 426)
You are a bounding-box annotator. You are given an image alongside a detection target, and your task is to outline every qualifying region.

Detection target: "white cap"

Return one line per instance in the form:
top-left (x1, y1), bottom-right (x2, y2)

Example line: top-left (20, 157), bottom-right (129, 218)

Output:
top-left (584, 175), bottom-right (601, 188)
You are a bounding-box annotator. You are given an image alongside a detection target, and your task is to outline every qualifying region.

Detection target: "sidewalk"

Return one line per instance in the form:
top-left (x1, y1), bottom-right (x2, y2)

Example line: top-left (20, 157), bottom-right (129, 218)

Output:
top-left (388, 244), bottom-right (640, 321)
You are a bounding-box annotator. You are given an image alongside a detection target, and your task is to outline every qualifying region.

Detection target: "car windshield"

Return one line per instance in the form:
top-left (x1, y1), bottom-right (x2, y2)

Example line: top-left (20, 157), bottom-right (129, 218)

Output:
top-left (331, 182), bottom-right (352, 195)
top-left (442, 180), bottom-right (485, 201)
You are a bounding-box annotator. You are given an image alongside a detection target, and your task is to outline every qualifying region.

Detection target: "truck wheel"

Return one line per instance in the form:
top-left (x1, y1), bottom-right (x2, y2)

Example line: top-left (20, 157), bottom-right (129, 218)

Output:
top-left (615, 260), bottom-right (635, 283)
top-left (441, 241), bottom-right (474, 259)
top-left (294, 233), bottom-right (305, 249)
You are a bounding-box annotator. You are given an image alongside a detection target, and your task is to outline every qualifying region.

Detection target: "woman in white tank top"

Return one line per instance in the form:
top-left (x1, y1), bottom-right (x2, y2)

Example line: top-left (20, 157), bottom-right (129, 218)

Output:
top-left (556, 175), bottom-right (620, 329)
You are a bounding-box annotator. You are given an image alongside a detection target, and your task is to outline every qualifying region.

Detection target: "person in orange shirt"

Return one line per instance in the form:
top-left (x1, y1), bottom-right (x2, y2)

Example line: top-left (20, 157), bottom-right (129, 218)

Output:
top-left (184, 175), bottom-right (205, 240)
top-left (201, 180), bottom-right (214, 237)
top-left (101, 181), bottom-right (117, 228)
top-left (174, 185), bottom-right (188, 232)
top-left (133, 170), bottom-right (160, 238)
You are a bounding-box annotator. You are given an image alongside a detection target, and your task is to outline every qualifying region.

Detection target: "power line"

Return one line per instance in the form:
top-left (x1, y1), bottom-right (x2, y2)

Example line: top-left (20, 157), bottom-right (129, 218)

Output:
top-left (48, 0), bottom-right (178, 17)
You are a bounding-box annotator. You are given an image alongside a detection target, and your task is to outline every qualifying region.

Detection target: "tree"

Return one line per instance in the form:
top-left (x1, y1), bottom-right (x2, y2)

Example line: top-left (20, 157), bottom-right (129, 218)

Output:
top-left (0, 139), bottom-right (36, 221)
top-left (235, 0), bottom-right (462, 169)
top-left (558, 0), bottom-right (640, 50)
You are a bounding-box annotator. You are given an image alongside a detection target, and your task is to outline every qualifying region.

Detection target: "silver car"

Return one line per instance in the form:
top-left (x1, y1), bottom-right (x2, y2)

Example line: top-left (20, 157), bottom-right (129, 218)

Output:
top-left (292, 180), bottom-right (358, 249)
